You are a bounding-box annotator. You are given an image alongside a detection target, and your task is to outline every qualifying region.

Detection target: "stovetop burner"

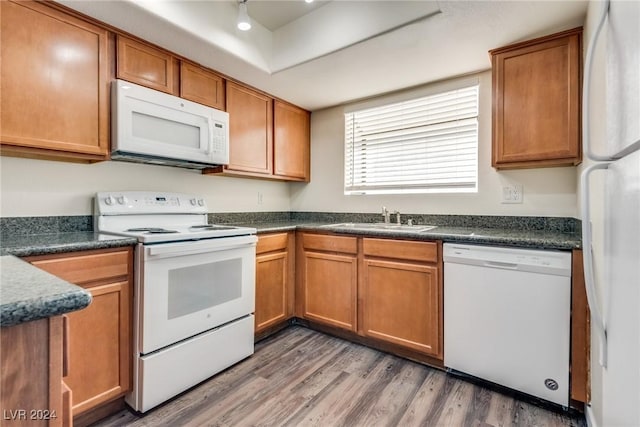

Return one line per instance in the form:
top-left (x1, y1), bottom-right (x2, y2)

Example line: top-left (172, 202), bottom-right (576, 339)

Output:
top-left (126, 227), bottom-right (179, 234)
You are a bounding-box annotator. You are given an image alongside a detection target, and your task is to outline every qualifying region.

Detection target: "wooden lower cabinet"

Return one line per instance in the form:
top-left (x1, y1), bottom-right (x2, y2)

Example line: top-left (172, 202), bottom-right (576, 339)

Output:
top-left (298, 234), bottom-right (358, 332)
top-left (361, 238), bottom-right (442, 358)
top-left (296, 233), bottom-right (443, 361)
top-left (571, 249), bottom-right (590, 403)
top-left (362, 259), bottom-right (441, 356)
top-left (255, 233), bottom-right (295, 335)
top-left (0, 317), bottom-right (66, 427)
top-left (26, 247), bottom-right (133, 421)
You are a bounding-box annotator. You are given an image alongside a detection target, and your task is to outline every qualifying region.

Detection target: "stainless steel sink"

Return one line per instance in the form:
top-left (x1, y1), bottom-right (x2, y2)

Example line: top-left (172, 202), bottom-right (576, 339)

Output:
top-left (323, 222), bottom-right (437, 232)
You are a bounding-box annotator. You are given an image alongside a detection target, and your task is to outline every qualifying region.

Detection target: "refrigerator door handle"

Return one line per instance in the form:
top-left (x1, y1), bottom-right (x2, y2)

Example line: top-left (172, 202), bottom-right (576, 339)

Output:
top-left (583, 0), bottom-right (640, 162)
top-left (580, 163), bottom-right (611, 367)
top-left (583, 0), bottom-right (610, 162)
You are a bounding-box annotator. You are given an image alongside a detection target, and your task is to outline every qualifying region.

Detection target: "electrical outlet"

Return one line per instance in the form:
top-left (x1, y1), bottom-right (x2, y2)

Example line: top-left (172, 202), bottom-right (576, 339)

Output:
top-left (257, 192), bottom-right (264, 205)
top-left (501, 184), bottom-right (523, 204)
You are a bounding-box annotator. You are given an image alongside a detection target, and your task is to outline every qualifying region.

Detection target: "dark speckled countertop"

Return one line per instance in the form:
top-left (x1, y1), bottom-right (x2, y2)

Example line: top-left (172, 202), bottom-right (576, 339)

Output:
top-left (1, 256), bottom-right (92, 327)
top-left (1, 232), bottom-right (137, 327)
top-left (235, 221), bottom-right (582, 250)
top-left (0, 213), bottom-right (580, 328)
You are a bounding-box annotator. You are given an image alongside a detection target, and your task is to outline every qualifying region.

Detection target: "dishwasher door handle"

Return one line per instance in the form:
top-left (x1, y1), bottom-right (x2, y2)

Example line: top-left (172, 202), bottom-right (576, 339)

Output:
top-left (483, 261), bottom-right (519, 270)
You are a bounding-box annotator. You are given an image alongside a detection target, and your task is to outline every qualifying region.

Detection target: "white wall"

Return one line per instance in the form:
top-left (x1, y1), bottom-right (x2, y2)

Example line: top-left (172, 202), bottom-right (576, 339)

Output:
top-left (291, 71), bottom-right (578, 217)
top-left (0, 157), bottom-right (290, 217)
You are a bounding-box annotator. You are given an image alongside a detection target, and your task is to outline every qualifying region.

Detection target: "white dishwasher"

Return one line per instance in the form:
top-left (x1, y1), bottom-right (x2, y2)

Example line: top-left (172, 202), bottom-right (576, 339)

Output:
top-left (443, 243), bottom-right (572, 406)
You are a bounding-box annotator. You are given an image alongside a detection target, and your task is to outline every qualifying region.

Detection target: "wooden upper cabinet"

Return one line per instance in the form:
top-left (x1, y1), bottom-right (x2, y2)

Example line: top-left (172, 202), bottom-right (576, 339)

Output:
top-left (225, 81), bottom-right (274, 175)
top-left (0, 0), bottom-right (110, 161)
top-left (117, 35), bottom-right (178, 94)
top-left (491, 27), bottom-right (582, 169)
top-left (180, 62), bottom-right (225, 110)
top-left (274, 100), bottom-right (310, 181)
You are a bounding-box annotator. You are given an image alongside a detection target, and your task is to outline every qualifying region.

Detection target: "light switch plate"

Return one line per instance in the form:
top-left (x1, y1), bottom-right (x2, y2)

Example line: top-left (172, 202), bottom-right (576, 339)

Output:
top-left (501, 184), bottom-right (523, 204)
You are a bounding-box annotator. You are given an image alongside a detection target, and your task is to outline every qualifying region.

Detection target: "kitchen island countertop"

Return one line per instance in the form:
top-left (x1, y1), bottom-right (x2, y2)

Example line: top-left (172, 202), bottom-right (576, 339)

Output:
top-left (0, 232), bottom-right (137, 327)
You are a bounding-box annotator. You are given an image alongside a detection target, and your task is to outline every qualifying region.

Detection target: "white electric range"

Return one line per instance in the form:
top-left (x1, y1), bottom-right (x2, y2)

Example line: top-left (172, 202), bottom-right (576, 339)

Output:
top-left (95, 191), bottom-right (257, 413)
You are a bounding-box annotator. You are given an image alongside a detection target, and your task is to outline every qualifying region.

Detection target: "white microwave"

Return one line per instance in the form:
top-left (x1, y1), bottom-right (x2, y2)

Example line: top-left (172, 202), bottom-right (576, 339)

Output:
top-left (111, 79), bottom-right (229, 169)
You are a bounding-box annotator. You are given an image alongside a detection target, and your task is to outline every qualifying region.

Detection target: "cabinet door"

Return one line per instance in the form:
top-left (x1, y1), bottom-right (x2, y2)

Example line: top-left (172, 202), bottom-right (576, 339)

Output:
top-left (117, 35), bottom-right (177, 94)
top-left (225, 82), bottom-right (273, 175)
top-left (302, 251), bottom-right (358, 332)
top-left (28, 248), bottom-right (133, 418)
top-left (63, 280), bottom-right (130, 415)
top-left (180, 62), bottom-right (225, 110)
top-left (362, 259), bottom-right (441, 358)
top-left (274, 100), bottom-right (310, 181)
top-left (0, 317), bottom-right (64, 427)
top-left (0, 0), bottom-right (109, 160)
top-left (491, 28), bottom-right (582, 169)
top-left (255, 251), bottom-right (288, 333)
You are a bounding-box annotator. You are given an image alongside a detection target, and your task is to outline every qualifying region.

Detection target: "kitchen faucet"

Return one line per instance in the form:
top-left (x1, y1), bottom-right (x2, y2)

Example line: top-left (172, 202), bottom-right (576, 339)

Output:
top-left (393, 211), bottom-right (401, 225)
top-left (382, 207), bottom-right (401, 224)
top-left (382, 206), bottom-right (390, 224)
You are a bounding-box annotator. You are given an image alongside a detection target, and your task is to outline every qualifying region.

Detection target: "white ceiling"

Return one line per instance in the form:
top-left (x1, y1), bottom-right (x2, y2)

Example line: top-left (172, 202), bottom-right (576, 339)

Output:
top-left (248, 0), bottom-right (331, 31)
top-left (60, 0), bottom-right (588, 112)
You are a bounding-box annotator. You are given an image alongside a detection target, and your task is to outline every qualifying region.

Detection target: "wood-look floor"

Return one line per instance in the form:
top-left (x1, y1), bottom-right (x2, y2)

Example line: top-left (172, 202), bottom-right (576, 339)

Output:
top-left (94, 326), bottom-right (585, 427)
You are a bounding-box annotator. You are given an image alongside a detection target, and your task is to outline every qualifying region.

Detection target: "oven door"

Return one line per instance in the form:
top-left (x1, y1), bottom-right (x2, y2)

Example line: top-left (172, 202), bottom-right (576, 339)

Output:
top-left (139, 235), bottom-right (256, 354)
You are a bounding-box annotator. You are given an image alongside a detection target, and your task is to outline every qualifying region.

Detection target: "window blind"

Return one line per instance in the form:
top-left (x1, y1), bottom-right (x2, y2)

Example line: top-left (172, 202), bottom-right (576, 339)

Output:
top-left (344, 84), bottom-right (479, 194)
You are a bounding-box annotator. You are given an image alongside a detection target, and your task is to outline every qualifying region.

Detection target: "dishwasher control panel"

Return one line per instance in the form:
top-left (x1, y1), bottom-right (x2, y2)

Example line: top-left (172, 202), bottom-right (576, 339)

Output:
top-left (443, 244), bottom-right (572, 276)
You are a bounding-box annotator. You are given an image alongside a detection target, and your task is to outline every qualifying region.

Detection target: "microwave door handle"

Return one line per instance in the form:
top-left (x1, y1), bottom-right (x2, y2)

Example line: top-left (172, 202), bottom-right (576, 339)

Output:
top-left (205, 120), bottom-right (214, 155)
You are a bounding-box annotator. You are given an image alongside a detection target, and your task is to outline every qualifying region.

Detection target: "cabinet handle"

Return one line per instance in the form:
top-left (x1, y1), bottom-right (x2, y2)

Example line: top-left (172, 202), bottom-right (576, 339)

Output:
top-left (62, 314), bottom-right (70, 377)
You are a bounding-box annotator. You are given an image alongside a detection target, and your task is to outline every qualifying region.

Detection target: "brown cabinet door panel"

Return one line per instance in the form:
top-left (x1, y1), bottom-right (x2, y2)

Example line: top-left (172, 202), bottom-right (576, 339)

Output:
top-left (255, 252), bottom-right (288, 332)
top-left (64, 280), bottom-right (131, 415)
top-left (225, 82), bottom-right (273, 174)
top-left (180, 62), bottom-right (225, 110)
top-left (1, 0), bottom-right (109, 158)
top-left (491, 28), bottom-right (582, 169)
top-left (274, 100), bottom-right (310, 181)
top-left (303, 252), bottom-right (357, 331)
top-left (117, 35), bottom-right (176, 94)
top-left (362, 259), bottom-right (441, 357)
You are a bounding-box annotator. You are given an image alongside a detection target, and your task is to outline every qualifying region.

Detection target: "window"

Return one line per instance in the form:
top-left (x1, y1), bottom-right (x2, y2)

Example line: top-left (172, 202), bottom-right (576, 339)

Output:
top-left (344, 83), bottom-right (479, 194)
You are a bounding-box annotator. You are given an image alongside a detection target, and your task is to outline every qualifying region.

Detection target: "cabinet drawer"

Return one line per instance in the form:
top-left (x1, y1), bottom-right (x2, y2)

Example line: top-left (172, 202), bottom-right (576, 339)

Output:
top-left (303, 234), bottom-right (357, 254)
top-left (257, 233), bottom-right (289, 254)
top-left (363, 238), bottom-right (438, 263)
top-left (28, 249), bottom-right (131, 285)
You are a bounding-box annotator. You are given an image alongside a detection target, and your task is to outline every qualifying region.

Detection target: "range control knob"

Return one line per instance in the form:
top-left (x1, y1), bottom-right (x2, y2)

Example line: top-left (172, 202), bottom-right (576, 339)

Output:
top-left (190, 198), bottom-right (198, 206)
top-left (116, 196), bottom-right (127, 205)
top-left (197, 199), bottom-right (205, 207)
top-left (104, 195), bottom-right (115, 206)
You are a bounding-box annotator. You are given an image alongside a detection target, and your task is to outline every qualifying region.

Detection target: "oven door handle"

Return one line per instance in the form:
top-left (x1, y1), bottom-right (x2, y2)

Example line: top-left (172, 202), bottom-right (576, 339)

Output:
top-left (146, 236), bottom-right (257, 258)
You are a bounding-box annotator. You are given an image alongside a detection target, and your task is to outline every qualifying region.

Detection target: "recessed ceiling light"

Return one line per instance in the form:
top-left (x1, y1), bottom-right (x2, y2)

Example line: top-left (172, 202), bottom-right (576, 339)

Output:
top-left (305, 0), bottom-right (314, 3)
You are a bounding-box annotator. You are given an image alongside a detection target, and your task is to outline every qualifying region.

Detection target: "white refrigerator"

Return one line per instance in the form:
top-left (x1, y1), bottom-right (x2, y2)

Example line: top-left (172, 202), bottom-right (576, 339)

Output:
top-left (582, 0), bottom-right (640, 426)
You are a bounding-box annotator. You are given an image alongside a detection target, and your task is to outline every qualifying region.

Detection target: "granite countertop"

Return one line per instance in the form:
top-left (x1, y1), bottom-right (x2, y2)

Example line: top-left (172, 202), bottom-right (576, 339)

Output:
top-left (1, 232), bottom-right (138, 257)
top-left (0, 217), bottom-right (579, 328)
top-left (0, 232), bottom-right (137, 327)
top-left (241, 221), bottom-right (581, 250)
top-left (1, 256), bottom-right (92, 327)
